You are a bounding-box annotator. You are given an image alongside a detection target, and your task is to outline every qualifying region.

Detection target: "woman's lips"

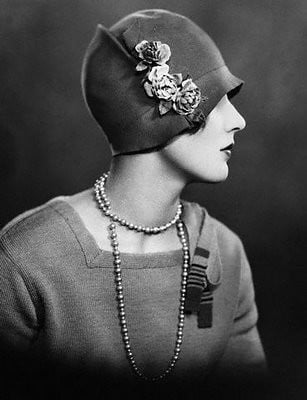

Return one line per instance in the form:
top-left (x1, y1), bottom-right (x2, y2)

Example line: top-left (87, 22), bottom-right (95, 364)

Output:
top-left (223, 150), bottom-right (232, 158)
top-left (220, 143), bottom-right (234, 158)
top-left (220, 143), bottom-right (234, 151)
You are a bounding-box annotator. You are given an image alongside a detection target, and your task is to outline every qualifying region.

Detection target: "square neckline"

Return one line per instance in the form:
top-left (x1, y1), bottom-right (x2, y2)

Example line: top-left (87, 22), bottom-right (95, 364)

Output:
top-left (47, 196), bottom-right (189, 269)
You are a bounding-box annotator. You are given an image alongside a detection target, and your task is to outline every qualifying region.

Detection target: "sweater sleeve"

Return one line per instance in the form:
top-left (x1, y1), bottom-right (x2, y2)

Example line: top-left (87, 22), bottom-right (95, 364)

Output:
top-left (215, 240), bottom-right (268, 380)
top-left (0, 248), bottom-right (39, 353)
top-left (0, 246), bottom-right (44, 399)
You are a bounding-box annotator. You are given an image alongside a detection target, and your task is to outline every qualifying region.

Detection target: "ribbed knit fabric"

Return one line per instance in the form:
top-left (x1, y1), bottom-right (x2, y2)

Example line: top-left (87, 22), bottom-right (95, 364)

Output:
top-left (0, 198), bottom-right (267, 398)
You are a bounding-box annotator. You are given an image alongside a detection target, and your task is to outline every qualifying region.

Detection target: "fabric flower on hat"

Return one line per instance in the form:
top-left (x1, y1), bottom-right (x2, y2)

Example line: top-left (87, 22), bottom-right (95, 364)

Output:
top-left (135, 39), bottom-right (205, 119)
top-left (135, 40), bottom-right (171, 71)
top-left (144, 71), bottom-right (180, 115)
top-left (173, 78), bottom-right (202, 115)
top-left (144, 73), bottom-right (178, 102)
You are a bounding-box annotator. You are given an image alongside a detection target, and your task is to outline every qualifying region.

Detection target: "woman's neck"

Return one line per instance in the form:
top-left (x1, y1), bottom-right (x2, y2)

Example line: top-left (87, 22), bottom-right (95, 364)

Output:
top-left (106, 152), bottom-right (187, 227)
top-left (65, 151), bottom-right (189, 253)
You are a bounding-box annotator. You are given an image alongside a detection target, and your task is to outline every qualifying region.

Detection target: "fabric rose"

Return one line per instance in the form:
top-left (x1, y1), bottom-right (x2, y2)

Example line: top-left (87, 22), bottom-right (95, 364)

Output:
top-left (135, 40), bottom-right (171, 71)
top-left (173, 78), bottom-right (202, 115)
top-left (144, 73), bottom-right (178, 102)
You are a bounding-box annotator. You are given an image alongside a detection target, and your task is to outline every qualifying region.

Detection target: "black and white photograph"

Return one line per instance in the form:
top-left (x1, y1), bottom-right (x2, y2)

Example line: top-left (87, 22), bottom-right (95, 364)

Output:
top-left (0, 1), bottom-right (306, 399)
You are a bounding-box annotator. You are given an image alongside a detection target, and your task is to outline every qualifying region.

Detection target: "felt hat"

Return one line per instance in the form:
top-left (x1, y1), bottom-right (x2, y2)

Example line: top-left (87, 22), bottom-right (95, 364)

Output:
top-left (81, 9), bottom-right (244, 155)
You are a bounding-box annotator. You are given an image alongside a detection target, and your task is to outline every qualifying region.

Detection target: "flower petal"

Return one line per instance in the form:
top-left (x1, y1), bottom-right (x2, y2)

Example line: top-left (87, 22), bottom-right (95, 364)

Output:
top-left (173, 73), bottom-right (183, 85)
top-left (147, 64), bottom-right (170, 81)
top-left (144, 81), bottom-right (154, 97)
top-left (181, 78), bottom-right (193, 90)
top-left (135, 40), bottom-right (148, 53)
top-left (162, 44), bottom-right (171, 60)
top-left (156, 64), bottom-right (170, 78)
top-left (136, 61), bottom-right (148, 71)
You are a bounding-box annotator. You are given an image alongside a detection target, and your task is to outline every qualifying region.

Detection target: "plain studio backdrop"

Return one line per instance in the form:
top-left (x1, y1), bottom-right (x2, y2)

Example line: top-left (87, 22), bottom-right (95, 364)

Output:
top-left (0, 1), bottom-right (306, 398)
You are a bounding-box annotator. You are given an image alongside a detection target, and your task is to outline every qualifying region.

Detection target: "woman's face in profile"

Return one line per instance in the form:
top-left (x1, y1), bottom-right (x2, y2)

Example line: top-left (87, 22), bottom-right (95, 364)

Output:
top-left (161, 94), bottom-right (246, 183)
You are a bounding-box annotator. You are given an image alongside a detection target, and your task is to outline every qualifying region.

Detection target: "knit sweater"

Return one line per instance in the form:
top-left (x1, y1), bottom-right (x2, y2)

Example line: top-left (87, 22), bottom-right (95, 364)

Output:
top-left (0, 197), bottom-right (267, 397)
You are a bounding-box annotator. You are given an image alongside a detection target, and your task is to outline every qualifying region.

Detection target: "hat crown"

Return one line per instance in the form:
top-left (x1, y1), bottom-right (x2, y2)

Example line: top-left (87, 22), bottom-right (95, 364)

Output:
top-left (110, 9), bottom-right (225, 81)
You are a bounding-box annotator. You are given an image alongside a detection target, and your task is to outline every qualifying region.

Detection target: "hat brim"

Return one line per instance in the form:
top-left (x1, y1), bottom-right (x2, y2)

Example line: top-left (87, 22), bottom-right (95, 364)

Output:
top-left (195, 65), bottom-right (244, 118)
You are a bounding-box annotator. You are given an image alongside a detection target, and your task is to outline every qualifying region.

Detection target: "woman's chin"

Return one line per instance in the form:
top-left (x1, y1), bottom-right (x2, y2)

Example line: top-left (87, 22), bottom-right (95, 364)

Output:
top-left (193, 166), bottom-right (229, 184)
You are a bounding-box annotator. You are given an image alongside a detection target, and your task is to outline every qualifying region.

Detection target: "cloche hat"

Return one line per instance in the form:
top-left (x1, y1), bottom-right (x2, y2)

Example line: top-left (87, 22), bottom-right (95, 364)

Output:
top-left (81, 9), bottom-right (244, 155)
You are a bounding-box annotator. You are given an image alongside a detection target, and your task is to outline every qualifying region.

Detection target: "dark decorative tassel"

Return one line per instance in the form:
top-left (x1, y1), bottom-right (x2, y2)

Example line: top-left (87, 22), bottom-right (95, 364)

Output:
top-left (198, 279), bottom-right (213, 328)
top-left (185, 247), bottom-right (210, 313)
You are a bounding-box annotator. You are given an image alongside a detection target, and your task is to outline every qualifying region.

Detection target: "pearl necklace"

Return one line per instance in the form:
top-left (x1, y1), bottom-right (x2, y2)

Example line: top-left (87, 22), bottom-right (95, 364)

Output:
top-left (94, 173), bottom-right (190, 381)
top-left (94, 172), bottom-right (183, 234)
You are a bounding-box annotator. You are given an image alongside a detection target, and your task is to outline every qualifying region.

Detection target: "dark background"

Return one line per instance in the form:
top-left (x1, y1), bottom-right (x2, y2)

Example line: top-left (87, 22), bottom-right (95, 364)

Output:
top-left (0, 0), bottom-right (306, 398)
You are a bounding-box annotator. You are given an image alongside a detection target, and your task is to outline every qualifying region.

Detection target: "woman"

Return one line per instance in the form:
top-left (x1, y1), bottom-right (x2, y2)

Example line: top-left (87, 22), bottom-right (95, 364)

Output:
top-left (0, 9), bottom-right (267, 399)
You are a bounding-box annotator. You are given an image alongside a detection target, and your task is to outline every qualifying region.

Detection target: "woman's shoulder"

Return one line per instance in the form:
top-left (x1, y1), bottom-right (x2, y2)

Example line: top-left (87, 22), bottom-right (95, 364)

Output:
top-left (0, 195), bottom-right (78, 260)
top-left (183, 199), bottom-right (247, 276)
top-left (1, 197), bottom-right (66, 239)
top-left (182, 199), bottom-right (243, 246)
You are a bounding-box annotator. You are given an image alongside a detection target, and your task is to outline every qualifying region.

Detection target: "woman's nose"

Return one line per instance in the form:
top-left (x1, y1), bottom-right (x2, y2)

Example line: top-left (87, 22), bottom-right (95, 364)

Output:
top-left (225, 102), bottom-right (246, 133)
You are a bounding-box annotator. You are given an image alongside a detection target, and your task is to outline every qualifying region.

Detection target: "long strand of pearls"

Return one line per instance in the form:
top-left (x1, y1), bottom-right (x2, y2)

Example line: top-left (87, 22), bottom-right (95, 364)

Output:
top-left (94, 172), bottom-right (190, 381)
